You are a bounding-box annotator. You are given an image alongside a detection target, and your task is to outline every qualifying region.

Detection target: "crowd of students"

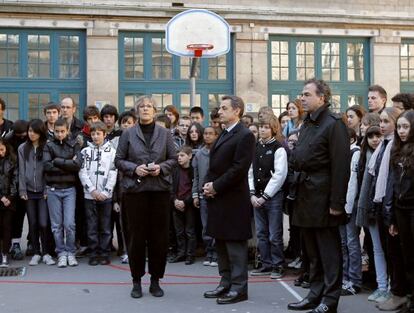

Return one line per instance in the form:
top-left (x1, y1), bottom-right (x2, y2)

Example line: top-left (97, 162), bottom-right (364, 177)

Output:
top-left (0, 84), bottom-right (413, 310)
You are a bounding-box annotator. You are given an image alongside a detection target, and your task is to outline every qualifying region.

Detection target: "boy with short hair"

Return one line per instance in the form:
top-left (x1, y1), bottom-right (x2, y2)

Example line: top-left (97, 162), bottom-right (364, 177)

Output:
top-left (78, 105), bottom-right (101, 148)
top-left (43, 102), bottom-right (61, 141)
top-left (192, 126), bottom-right (219, 266)
top-left (43, 118), bottom-right (82, 267)
top-left (174, 116), bottom-right (191, 150)
top-left (169, 145), bottom-right (196, 265)
top-left (190, 106), bottom-right (204, 125)
top-left (79, 121), bottom-right (118, 266)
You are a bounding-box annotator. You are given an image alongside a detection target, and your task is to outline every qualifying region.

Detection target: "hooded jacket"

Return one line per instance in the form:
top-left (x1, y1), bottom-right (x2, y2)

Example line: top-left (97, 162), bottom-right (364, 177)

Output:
top-left (79, 141), bottom-right (118, 200)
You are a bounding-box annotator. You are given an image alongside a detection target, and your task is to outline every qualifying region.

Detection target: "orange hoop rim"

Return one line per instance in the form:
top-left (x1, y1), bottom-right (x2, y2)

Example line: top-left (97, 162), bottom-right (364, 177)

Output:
top-left (186, 43), bottom-right (214, 51)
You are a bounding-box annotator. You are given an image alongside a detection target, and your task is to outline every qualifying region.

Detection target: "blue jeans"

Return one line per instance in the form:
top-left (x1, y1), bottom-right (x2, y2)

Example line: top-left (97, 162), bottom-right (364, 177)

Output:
top-left (200, 198), bottom-right (216, 259)
top-left (253, 191), bottom-right (284, 267)
top-left (368, 221), bottom-right (388, 291)
top-left (339, 209), bottom-right (362, 287)
top-left (47, 187), bottom-right (77, 257)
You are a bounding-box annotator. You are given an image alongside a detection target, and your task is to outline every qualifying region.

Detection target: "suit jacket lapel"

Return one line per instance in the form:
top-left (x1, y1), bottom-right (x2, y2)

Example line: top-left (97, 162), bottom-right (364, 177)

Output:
top-left (212, 122), bottom-right (241, 152)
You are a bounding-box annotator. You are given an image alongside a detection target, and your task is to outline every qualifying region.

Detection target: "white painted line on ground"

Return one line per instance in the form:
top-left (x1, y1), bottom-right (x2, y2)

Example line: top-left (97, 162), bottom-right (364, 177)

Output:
top-left (279, 280), bottom-right (303, 301)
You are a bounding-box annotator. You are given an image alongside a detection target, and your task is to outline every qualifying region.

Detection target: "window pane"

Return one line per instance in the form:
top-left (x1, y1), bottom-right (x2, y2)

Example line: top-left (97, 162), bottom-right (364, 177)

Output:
top-left (0, 93), bottom-right (19, 121)
top-left (123, 36), bottom-right (144, 79)
top-left (322, 42), bottom-right (340, 81)
top-left (208, 94), bottom-right (226, 115)
top-left (152, 93), bottom-right (172, 111)
top-left (271, 94), bottom-right (290, 116)
top-left (296, 41), bottom-right (314, 80)
top-left (0, 34), bottom-right (19, 78)
top-left (348, 95), bottom-right (363, 107)
top-left (347, 43), bottom-right (364, 81)
top-left (124, 93), bottom-right (144, 111)
top-left (208, 56), bottom-right (227, 80)
top-left (28, 93), bottom-right (50, 119)
top-left (180, 94), bottom-right (201, 115)
top-left (151, 38), bottom-right (171, 79)
top-left (331, 95), bottom-right (341, 113)
top-left (28, 35), bottom-right (50, 79)
top-left (271, 40), bottom-right (289, 81)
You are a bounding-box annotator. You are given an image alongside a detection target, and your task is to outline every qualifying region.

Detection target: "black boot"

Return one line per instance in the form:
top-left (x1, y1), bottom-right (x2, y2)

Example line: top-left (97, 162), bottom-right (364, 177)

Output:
top-left (149, 278), bottom-right (164, 297)
top-left (130, 281), bottom-right (142, 298)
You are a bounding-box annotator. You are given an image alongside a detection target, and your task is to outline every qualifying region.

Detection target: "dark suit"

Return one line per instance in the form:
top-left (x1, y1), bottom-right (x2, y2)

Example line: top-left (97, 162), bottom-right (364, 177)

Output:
top-left (205, 122), bottom-right (255, 293)
top-left (290, 104), bottom-right (350, 309)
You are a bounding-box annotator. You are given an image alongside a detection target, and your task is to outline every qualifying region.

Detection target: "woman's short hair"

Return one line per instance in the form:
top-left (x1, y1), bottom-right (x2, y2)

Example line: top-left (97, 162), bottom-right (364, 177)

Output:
top-left (135, 95), bottom-right (157, 112)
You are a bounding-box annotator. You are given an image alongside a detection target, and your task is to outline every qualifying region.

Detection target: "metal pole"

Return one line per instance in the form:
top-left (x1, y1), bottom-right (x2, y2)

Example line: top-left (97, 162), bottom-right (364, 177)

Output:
top-left (190, 57), bottom-right (198, 107)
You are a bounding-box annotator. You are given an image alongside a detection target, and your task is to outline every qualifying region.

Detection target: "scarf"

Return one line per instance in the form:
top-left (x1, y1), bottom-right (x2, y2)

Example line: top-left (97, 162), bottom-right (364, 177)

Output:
top-left (368, 135), bottom-right (394, 203)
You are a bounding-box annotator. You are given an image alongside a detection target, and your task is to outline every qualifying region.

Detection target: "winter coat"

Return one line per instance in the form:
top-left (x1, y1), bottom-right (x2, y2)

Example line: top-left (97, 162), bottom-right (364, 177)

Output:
top-left (43, 137), bottom-right (82, 189)
top-left (0, 156), bottom-right (17, 210)
top-left (191, 146), bottom-right (210, 199)
top-left (356, 150), bottom-right (374, 227)
top-left (248, 137), bottom-right (288, 200)
top-left (289, 104), bottom-right (350, 228)
top-left (205, 122), bottom-right (256, 241)
top-left (79, 141), bottom-right (118, 200)
top-left (18, 142), bottom-right (46, 197)
top-left (345, 143), bottom-right (361, 214)
top-left (114, 123), bottom-right (177, 194)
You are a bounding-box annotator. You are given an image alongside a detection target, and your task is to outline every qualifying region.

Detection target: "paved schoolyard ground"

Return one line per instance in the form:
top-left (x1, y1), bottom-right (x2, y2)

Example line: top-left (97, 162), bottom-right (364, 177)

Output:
top-left (0, 253), bottom-right (384, 313)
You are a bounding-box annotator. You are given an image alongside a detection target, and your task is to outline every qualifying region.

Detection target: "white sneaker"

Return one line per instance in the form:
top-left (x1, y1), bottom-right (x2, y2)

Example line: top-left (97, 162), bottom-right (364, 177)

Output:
top-left (203, 257), bottom-right (211, 266)
top-left (67, 255), bottom-right (78, 267)
top-left (29, 254), bottom-right (42, 266)
top-left (288, 257), bottom-right (301, 268)
top-left (0, 254), bottom-right (9, 268)
top-left (57, 255), bottom-right (67, 268)
top-left (42, 254), bottom-right (56, 265)
top-left (210, 259), bottom-right (218, 267)
top-left (120, 254), bottom-right (129, 264)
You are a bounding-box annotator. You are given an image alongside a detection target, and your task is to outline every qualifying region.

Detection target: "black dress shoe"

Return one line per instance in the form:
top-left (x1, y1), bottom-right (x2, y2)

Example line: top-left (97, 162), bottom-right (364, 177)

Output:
top-left (204, 286), bottom-right (229, 298)
top-left (217, 291), bottom-right (248, 304)
top-left (306, 303), bottom-right (337, 313)
top-left (287, 298), bottom-right (318, 311)
top-left (130, 282), bottom-right (142, 298)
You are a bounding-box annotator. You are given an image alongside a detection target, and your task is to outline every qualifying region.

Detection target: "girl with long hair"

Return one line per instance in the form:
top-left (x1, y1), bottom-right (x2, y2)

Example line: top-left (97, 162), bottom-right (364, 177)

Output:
top-left (18, 119), bottom-right (55, 266)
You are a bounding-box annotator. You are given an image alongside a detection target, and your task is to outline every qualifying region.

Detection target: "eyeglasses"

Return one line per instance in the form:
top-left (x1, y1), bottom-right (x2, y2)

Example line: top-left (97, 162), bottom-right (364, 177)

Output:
top-left (138, 104), bottom-right (153, 109)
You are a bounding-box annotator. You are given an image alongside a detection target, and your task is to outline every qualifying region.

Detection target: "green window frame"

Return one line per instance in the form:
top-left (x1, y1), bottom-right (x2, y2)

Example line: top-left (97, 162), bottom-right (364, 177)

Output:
top-left (119, 32), bottom-right (234, 123)
top-left (0, 29), bottom-right (86, 120)
top-left (400, 39), bottom-right (414, 93)
top-left (269, 36), bottom-right (370, 114)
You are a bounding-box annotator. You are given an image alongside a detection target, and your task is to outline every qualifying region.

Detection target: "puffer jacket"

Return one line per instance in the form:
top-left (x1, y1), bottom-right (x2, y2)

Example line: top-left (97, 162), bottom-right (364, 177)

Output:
top-left (43, 137), bottom-right (82, 189)
top-left (0, 156), bottom-right (17, 210)
top-left (79, 141), bottom-right (118, 200)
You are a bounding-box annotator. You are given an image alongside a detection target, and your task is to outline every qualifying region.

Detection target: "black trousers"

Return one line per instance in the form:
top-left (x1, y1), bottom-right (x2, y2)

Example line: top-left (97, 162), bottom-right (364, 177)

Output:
top-left (84, 199), bottom-right (112, 257)
top-left (301, 227), bottom-right (342, 308)
top-left (0, 209), bottom-right (12, 254)
top-left (11, 198), bottom-right (26, 239)
top-left (173, 206), bottom-right (196, 257)
top-left (395, 209), bottom-right (414, 295)
top-left (216, 239), bottom-right (248, 294)
top-left (26, 198), bottom-right (54, 256)
top-left (123, 191), bottom-right (170, 283)
top-left (75, 184), bottom-right (88, 247)
top-left (378, 217), bottom-right (409, 297)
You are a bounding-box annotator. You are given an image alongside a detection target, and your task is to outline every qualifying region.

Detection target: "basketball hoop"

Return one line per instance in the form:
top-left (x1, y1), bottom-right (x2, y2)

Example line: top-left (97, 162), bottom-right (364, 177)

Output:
top-left (187, 44), bottom-right (214, 57)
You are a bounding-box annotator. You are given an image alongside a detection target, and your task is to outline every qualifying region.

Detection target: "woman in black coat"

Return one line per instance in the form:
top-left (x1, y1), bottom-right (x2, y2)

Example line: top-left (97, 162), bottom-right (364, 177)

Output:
top-left (115, 95), bottom-right (177, 299)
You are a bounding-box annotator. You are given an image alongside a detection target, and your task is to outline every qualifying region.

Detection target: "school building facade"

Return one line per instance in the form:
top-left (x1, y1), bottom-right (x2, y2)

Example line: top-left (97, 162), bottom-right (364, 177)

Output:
top-left (0, 0), bottom-right (413, 121)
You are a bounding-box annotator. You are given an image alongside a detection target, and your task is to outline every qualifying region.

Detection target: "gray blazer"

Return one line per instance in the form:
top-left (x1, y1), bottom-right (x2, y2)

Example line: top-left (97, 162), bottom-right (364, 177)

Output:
top-left (115, 123), bottom-right (177, 193)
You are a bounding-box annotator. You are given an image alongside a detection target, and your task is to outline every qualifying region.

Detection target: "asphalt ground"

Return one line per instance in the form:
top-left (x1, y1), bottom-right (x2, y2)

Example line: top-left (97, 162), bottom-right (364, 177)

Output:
top-left (0, 251), bottom-right (384, 313)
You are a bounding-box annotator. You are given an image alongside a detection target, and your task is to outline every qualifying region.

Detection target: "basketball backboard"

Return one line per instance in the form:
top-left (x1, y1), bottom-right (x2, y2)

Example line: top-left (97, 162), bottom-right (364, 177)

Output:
top-left (166, 9), bottom-right (230, 58)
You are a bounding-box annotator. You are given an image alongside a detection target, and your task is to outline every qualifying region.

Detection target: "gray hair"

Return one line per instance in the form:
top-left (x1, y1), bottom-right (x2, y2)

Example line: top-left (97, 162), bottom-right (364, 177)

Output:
top-left (134, 95), bottom-right (157, 112)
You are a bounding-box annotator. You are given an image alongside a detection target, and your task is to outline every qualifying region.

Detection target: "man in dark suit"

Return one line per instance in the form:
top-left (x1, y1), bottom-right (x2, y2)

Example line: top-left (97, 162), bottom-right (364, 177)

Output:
top-left (287, 79), bottom-right (350, 313)
top-left (202, 95), bottom-right (256, 305)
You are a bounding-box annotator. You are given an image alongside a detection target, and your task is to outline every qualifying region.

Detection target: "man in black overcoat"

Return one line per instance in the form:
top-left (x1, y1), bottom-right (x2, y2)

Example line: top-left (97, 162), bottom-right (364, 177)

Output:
top-left (287, 79), bottom-right (350, 313)
top-left (202, 95), bottom-right (255, 304)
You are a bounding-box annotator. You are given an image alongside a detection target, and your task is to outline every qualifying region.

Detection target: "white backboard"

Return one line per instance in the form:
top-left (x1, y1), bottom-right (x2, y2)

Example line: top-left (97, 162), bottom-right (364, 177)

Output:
top-left (166, 9), bottom-right (230, 58)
